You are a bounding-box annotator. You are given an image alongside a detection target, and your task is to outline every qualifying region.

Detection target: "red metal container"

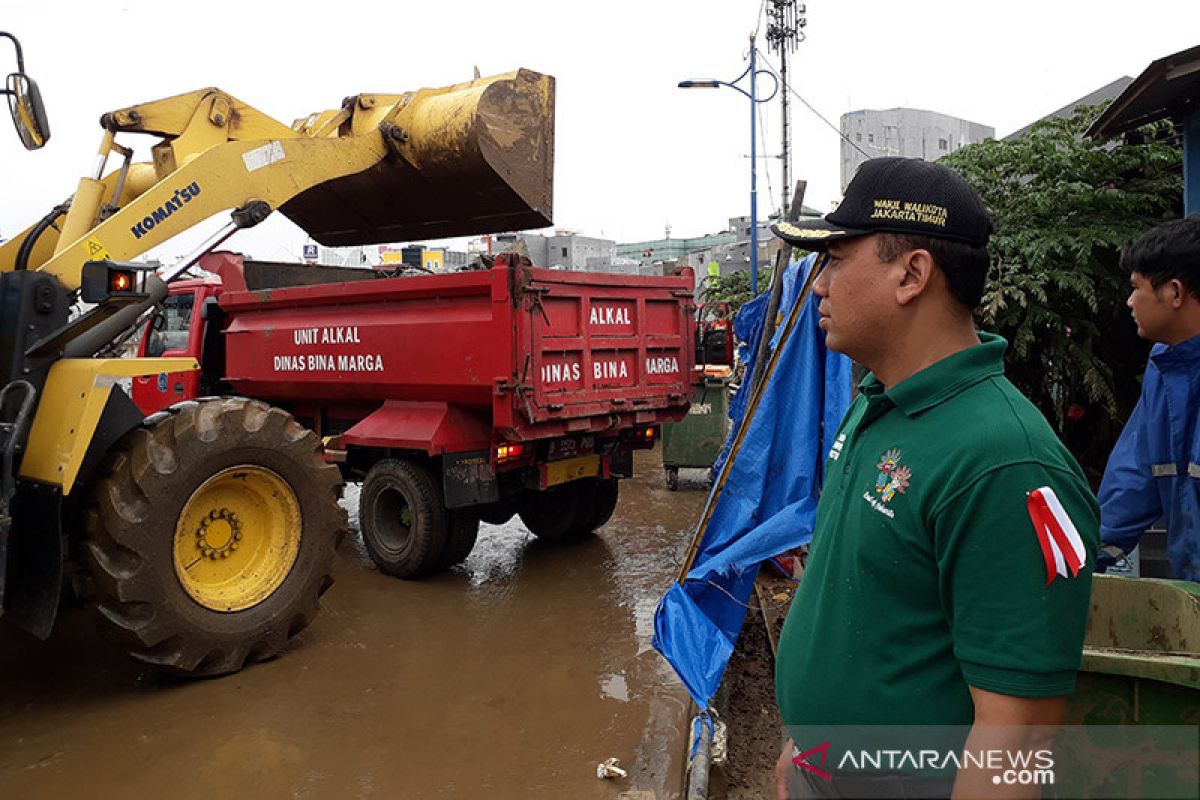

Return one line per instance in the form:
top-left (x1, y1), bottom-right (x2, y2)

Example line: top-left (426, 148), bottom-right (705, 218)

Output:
top-left (212, 255), bottom-right (694, 450)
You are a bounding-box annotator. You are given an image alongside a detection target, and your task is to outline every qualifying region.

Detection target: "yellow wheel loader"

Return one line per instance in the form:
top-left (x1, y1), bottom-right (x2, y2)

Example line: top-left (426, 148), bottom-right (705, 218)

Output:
top-left (0, 31), bottom-right (554, 675)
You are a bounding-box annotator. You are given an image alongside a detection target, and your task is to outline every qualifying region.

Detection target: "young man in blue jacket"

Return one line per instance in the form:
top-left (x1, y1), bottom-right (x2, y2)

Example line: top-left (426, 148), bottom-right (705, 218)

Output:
top-left (1099, 215), bottom-right (1200, 581)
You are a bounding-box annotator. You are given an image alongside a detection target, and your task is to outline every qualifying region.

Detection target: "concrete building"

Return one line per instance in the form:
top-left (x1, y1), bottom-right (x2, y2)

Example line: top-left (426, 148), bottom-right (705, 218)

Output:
top-left (617, 207), bottom-right (822, 271)
top-left (483, 231), bottom-right (617, 271)
top-left (615, 231), bottom-right (737, 267)
top-left (615, 208), bottom-right (827, 297)
top-left (316, 246), bottom-right (369, 268)
top-left (840, 108), bottom-right (994, 191)
top-left (541, 233), bottom-right (616, 270)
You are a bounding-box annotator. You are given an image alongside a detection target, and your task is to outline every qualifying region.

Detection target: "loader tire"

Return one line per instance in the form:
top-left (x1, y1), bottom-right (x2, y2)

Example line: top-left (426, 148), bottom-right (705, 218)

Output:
top-left (359, 458), bottom-right (445, 579)
top-left (437, 510), bottom-right (480, 569)
top-left (84, 397), bottom-right (345, 677)
top-left (518, 480), bottom-right (596, 542)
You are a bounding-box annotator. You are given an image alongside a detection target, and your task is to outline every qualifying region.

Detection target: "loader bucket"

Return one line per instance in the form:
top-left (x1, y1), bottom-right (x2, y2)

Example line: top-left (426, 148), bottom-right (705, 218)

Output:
top-left (281, 68), bottom-right (554, 246)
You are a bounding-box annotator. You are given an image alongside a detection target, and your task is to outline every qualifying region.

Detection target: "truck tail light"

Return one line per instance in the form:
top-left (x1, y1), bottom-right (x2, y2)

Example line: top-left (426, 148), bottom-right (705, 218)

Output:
top-left (496, 443), bottom-right (525, 463)
top-left (637, 426), bottom-right (656, 445)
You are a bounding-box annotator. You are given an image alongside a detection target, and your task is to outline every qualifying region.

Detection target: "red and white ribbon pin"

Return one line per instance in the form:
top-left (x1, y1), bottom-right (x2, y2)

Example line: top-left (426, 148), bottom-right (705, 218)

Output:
top-left (1026, 486), bottom-right (1087, 586)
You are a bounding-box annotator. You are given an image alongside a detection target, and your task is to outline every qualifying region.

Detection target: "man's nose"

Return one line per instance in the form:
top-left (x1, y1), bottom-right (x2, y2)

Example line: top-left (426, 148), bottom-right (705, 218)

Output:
top-left (1126, 292), bottom-right (1135, 309)
top-left (814, 265), bottom-right (830, 297)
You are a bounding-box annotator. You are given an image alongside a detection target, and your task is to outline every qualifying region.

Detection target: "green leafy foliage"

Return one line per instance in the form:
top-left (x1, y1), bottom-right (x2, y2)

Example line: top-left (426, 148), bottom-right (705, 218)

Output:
top-left (942, 104), bottom-right (1182, 477)
top-left (699, 266), bottom-right (774, 317)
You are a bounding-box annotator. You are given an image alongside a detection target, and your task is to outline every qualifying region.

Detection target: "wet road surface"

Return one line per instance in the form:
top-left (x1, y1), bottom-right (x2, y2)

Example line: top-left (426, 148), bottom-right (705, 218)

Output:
top-left (0, 450), bottom-right (712, 799)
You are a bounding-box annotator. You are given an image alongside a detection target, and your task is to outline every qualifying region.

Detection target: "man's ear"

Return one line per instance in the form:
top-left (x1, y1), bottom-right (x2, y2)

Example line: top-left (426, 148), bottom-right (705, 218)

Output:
top-left (1166, 278), bottom-right (1186, 309)
top-left (895, 248), bottom-right (935, 306)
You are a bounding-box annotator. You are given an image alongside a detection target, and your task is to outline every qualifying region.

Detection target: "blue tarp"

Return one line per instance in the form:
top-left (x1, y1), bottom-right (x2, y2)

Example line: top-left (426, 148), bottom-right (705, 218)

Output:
top-left (652, 254), bottom-right (852, 709)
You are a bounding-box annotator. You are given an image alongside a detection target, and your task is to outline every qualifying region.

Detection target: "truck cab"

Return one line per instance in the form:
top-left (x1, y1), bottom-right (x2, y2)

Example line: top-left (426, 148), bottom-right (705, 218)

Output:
top-left (132, 277), bottom-right (222, 413)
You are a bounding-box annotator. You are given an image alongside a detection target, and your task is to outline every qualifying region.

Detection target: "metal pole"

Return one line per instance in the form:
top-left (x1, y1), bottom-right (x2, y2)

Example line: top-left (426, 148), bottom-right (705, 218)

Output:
top-left (749, 34), bottom-right (759, 297)
top-left (780, 45), bottom-right (791, 219)
top-left (686, 719), bottom-right (713, 800)
top-left (750, 180), bottom-right (806, 394)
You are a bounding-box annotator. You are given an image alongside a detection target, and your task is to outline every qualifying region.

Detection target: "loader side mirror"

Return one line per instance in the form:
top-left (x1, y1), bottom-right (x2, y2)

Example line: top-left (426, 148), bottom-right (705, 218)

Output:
top-left (0, 33), bottom-right (49, 150)
top-left (5, 71), bottom-right (50, 150)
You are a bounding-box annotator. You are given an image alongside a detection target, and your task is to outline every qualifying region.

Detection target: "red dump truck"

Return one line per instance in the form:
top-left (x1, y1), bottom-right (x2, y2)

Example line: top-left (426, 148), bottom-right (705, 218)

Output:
top-left (134, 251), bottom-right (696, 578)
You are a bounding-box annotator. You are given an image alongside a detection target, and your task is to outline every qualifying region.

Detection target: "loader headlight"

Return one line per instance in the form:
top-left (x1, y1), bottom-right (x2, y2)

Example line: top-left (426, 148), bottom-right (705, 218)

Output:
top-left (109, 269), bottom-right (134, 293)
top-left (81, 260), bottom-right (152, 303)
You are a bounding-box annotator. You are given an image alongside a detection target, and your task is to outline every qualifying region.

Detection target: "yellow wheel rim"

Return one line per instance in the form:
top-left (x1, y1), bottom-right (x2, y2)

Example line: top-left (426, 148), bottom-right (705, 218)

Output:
top-left (173, 465), bottom-right (301, 612)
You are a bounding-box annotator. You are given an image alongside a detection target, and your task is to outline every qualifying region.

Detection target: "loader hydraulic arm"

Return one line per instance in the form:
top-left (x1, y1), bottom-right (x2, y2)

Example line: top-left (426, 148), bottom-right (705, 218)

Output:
top-left (0, 69), bottom-right (555, 294)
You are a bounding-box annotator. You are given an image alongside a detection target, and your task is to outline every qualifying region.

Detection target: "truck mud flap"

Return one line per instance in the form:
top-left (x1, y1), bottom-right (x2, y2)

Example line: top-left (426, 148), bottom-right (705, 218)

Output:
top-left (609, 446), bottom-right (633, 478)
top-left (1, 481), bottom-right (63, 639)
top-left (443, 451), bottom-right (499, 509)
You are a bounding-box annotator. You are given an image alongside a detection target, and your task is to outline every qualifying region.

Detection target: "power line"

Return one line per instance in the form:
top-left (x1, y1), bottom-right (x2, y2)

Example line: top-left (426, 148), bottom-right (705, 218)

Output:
top-left (753, 0), bottom-right (770, 39)
top-left (755, 50), bottom-right (871, 159)
top-left (757, 99), bottom-right (778, 219)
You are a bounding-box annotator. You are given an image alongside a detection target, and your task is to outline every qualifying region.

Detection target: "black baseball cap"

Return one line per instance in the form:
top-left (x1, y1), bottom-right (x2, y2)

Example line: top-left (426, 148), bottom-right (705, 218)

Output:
top-left (772, 157), bottom-right (993, 248)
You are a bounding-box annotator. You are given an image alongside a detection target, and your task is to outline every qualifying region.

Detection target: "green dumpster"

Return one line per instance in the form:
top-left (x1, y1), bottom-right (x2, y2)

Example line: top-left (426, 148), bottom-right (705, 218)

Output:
top-left (1056, 575), bottom-right (1200, 797)
top-left (1069, 574), bottom-right (1200, 725)
top-left (661, 376), bottom-right (730, 490)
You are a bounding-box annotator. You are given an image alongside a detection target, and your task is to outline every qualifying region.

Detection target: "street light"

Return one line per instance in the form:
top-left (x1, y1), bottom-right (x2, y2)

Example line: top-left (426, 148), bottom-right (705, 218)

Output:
top-left (679, 34), bottom-right (778, 296)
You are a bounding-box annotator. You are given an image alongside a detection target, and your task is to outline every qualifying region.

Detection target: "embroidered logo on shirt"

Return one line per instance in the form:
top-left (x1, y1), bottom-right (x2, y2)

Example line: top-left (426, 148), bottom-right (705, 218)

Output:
top-left (1026, 486), bottom-right (1087, 586)
top-left (860, 448), bottom-right (911, 518)
top-left (874, 448), bottom-right (911, 503)
top-left (828, 433), bottom-right (847, 461)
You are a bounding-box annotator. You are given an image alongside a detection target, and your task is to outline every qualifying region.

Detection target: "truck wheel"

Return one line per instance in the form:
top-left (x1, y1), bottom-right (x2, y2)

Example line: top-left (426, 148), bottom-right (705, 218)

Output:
top-left (84, 398), bottom-right (345, 677)
top-left (518, 481), bottom-right (595, 542)
top-left (359, 458), bottom-right (445, 579)
top-left (437, 510), bottom-right (480, 569)
top-left (588, 478), bottom-right (620, 530)
top-left (476, 501), bottom-right (516, 526)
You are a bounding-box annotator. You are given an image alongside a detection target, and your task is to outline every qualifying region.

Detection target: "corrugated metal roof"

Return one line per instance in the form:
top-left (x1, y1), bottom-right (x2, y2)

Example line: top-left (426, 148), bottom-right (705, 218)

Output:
top-left (1087, 43), bottom-right (1200, 137)
top-left (1003, 77), bottom-right (1133, 140)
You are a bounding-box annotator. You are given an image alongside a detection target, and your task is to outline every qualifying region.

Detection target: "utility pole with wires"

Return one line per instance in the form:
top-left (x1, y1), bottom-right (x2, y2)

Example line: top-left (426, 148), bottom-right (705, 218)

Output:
top-left (766, 1), bottom-right (806, 218)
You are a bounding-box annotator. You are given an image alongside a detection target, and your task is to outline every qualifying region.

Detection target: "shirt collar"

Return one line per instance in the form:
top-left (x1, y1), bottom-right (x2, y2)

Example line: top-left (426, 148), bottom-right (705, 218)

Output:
top-left (858, 333), bottom-right (1008, 418)
top-left (1149, 331), bottom-right (1200, 370)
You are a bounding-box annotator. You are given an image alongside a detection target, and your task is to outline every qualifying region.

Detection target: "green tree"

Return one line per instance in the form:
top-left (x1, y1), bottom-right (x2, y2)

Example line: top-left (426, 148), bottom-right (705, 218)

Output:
top-left (942, 104), bottom-right (1182, 478)
top-left (699, 266), bottom-right (774, 317)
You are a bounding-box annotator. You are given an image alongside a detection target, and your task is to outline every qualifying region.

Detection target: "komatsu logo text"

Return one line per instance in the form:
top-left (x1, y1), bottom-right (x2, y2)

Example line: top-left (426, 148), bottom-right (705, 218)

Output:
top-left (130, 182), bottom-right (202, 239)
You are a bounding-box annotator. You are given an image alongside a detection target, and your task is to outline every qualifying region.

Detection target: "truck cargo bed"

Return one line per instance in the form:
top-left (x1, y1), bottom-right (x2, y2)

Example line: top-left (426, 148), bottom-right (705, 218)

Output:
top-left (217, 258), bottom-right (695, 442)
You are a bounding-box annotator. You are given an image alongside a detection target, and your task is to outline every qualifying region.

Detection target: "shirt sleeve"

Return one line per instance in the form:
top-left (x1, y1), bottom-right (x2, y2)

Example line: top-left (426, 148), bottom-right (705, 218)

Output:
top-left (1097, 392), bottom-right (1162, 555)
top-left (931, 462), bottom-right (1099, 697)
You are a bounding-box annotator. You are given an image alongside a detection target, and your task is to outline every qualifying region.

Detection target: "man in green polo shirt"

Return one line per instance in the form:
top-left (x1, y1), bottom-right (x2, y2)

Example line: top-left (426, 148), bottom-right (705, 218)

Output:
top-left (769, 158), bottom-right (1097, 799)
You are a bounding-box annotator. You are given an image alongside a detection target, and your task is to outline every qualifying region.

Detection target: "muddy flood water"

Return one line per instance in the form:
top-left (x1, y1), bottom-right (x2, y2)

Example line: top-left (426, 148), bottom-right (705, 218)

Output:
top-left (0, 450), bottom-right (713, 799)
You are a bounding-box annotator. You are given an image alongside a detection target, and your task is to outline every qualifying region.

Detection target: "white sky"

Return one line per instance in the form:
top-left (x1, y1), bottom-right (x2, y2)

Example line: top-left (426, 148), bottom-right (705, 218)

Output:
top-left (1, 1), bottom-right (1197, 263)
